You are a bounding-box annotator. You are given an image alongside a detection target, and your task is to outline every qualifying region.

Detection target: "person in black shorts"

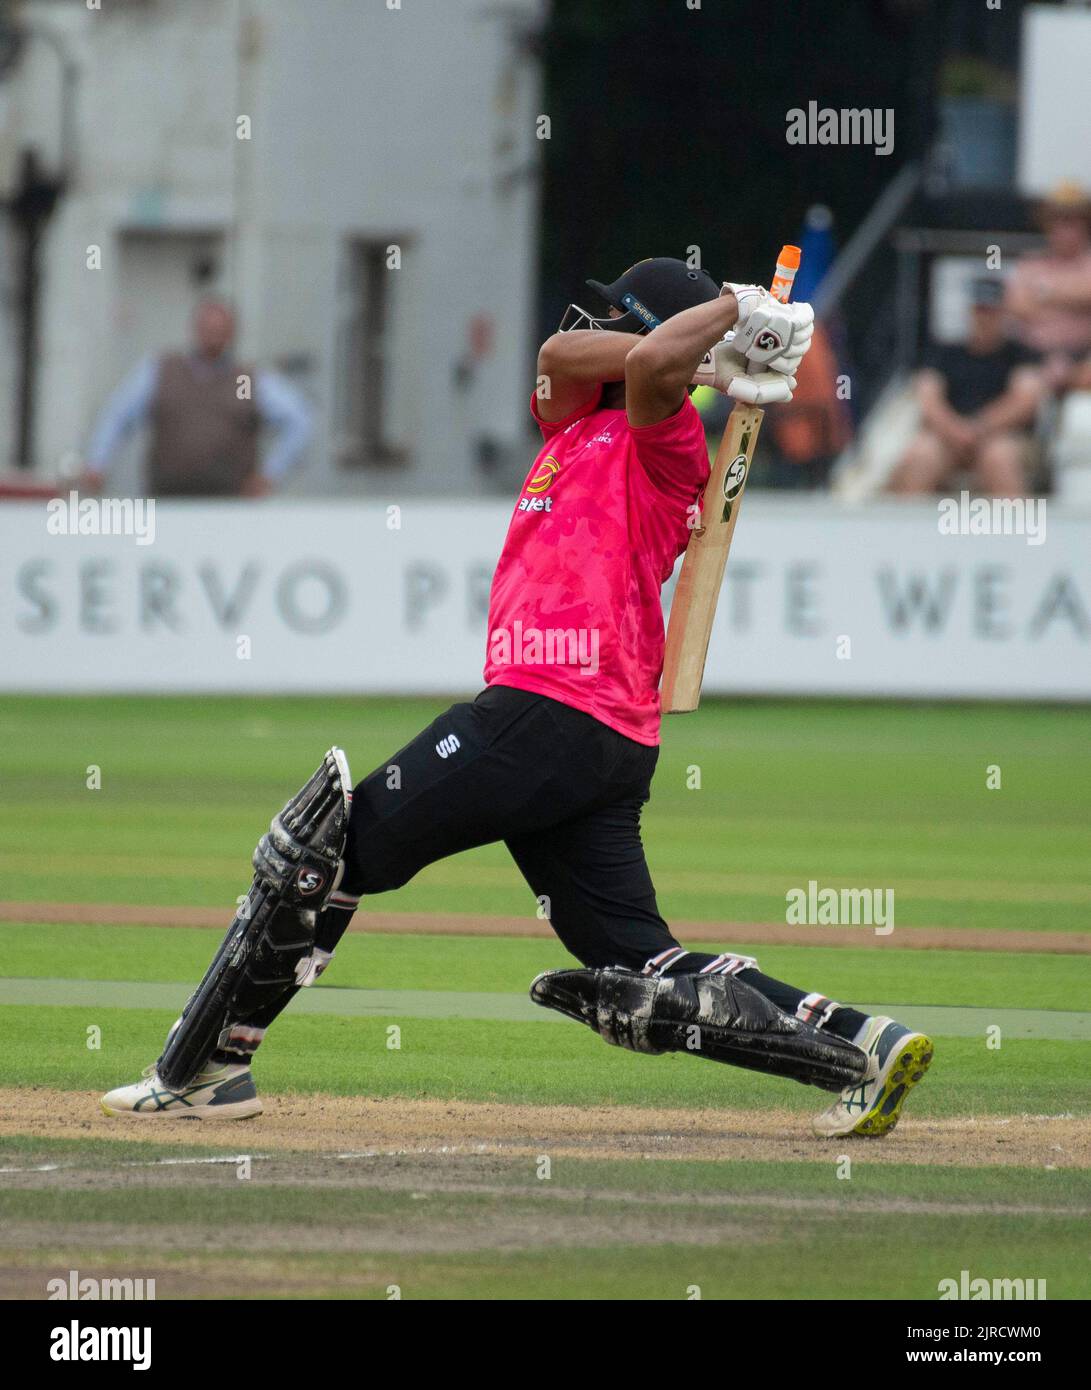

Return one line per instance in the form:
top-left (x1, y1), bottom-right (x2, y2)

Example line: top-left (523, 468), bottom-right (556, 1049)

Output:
top-left (890, 277), bottom-right (1041, 496)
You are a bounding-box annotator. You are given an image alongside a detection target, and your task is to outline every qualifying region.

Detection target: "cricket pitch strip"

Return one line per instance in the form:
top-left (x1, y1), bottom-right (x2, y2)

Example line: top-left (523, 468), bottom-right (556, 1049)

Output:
top-left (1, 1088), bottom-right (1087, 1169)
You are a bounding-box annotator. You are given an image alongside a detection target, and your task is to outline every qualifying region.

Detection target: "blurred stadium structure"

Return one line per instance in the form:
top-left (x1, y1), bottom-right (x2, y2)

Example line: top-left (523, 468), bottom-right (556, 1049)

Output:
top-left (0, 0), bottom-right (545, 495)
top-left (0, 0), bottom-right (1088, 700)
top-left (3, 0), bottom-right (1091, 496)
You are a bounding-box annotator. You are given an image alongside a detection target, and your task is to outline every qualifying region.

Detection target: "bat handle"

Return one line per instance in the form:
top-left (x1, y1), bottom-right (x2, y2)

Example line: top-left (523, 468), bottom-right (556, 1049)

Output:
top-left (769, 243), bottom-right (801, 304)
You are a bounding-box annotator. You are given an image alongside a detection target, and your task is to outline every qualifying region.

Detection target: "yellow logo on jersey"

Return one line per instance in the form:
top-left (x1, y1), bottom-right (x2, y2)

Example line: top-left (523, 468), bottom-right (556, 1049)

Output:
top-left (526, 455), bottom-right (560, 495)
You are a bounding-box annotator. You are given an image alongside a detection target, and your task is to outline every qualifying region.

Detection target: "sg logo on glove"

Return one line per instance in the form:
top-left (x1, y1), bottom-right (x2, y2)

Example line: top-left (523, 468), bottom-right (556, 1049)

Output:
top-left (295, 867), bottom-right (327, 897)
top-left (755, 329), bottom-right (782, 353)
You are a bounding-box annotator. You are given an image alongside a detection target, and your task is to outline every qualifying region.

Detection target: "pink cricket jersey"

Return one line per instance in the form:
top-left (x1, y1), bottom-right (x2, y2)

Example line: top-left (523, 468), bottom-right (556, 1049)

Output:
top-left (483, 385), bottom-right (710, 745)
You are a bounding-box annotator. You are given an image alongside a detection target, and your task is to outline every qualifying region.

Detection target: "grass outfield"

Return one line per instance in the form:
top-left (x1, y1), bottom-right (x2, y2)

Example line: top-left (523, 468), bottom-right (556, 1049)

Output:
top-left (2, 1159), bottom-right (1089, 1301)
top-left (1, 1005), bottom-right (1086, 1115)
top-left (2, 1137), bottom-right (1089, 1301)
top-left (0, 923), bottom-right (1088, 1113)
top-left (3, 923), bottom-right (1089, 1008)
top-left (1, 695), bottom-right (1088, 1299)
top-left (0, 695), bottom-right (1089, 930)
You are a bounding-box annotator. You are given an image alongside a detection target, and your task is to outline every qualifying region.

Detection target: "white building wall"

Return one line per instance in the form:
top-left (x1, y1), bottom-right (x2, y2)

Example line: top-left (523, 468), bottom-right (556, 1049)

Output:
top-left (1, 0), bottom-right (545, 493)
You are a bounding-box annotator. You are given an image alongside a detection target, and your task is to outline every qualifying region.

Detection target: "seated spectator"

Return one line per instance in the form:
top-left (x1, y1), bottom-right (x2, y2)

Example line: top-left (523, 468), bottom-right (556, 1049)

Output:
top-left (85, 299), bottom-right (312, 497)
top-left (889, 278), bottom-right (1041, 497)
top-left (1005, 181), bottom-right (1091, 394)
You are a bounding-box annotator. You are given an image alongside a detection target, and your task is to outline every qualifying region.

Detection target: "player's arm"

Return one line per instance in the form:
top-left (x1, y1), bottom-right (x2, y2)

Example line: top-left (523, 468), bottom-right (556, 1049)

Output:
top-left (624, 291), bottom-right (741, 427)
top-left (535, 330), bottom-right (641, 423)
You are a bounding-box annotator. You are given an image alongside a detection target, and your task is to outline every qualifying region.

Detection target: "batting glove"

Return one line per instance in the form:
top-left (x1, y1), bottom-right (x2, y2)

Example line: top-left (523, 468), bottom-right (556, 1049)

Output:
top-left (723, 283), bottom-right (815, 377)
top-left (692, 334), bottom-right (797, 403)
top-left (727, 365), bottom-right (798, 405)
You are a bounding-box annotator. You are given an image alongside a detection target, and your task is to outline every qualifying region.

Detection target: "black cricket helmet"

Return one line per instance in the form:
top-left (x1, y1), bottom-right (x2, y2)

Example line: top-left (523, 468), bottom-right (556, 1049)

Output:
top-left (560, 257), bottom-right (721, 334)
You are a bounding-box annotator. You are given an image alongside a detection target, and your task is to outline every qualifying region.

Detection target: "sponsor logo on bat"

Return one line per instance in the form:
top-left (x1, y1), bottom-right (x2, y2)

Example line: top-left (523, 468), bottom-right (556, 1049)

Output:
top-left (723, 454), bottom-right (748, 502)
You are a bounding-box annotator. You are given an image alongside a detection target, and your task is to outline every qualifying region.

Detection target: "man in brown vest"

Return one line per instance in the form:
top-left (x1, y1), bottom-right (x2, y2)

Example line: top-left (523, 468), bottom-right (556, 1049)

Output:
top-left (86, 300), bottom-right (312, 497)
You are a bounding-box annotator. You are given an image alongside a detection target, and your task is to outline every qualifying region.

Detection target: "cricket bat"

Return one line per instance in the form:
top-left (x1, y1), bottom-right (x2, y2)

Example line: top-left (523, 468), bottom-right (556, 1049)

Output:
top-left (660, 244), bottom-right (801, 713)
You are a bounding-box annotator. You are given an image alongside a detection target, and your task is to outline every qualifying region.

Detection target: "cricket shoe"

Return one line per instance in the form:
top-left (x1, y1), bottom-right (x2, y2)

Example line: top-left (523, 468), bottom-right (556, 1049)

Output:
top-left (812, 1016), bottom-right (933, 1138)
top-left (101, 1063), bottom-right (262, 1120)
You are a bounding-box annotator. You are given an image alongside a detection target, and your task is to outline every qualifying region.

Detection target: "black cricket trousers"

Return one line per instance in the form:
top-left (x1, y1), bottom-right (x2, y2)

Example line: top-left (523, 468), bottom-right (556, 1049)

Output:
top-left (340, 684), bottom-right (681, 969)
top-left (221, 685), bottom-right (868, 1063)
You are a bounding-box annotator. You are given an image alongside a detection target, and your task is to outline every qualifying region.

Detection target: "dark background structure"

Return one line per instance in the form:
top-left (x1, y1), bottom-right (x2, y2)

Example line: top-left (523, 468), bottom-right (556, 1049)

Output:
top-left (537, 0), bottom-right (1024, 340)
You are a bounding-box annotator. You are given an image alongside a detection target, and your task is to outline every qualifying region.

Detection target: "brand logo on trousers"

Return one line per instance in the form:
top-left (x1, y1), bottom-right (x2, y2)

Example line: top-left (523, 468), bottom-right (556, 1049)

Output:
top-left (435, 734), bottom-right (461, 759)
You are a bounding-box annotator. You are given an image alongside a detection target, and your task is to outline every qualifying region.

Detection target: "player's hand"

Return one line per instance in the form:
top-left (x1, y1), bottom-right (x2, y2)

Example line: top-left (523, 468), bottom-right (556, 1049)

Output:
top-left (723, 284), bottom-right (815, 377)
top-left (692, 335), bottom-right (796, 402)
top-left (692, 335), bottom-right (746, 394)
top-left (726, 367), bottom-right (797, 405)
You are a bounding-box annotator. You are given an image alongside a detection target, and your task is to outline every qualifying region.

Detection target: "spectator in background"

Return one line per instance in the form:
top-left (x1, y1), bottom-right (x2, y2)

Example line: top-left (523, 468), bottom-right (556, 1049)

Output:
top-left (85, 299), bottom-right (312, 497)
top-left (890, 278), bottom-right (1041, 497)
top-left (1005, 181), bottom-right (1091, 393)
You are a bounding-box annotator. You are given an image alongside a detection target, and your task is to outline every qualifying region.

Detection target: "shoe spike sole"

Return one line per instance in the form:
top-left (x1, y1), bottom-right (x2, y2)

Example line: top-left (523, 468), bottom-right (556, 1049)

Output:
top-left (852, 1034), bottom-right (934, 1138)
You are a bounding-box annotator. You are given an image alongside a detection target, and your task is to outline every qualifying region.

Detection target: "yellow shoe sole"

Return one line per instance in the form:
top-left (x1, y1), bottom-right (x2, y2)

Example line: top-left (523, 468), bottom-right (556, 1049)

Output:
top-left (852, 1033), bottom-right (934, 1137)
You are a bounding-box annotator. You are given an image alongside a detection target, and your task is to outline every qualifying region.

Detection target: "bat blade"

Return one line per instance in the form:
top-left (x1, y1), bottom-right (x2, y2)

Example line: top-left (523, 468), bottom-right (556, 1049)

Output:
top-left (660, 401), bottom-right (764, 713)
top-left (660, 243), bottom-right (799, 715)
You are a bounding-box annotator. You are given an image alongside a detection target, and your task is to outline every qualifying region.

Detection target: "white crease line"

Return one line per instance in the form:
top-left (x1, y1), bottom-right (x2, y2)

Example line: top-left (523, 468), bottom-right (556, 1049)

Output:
top-left (0, 1154), bottom-right (270, 1174)
top-left (147, 1154), bottom-right (270, 1166)
top-left (0, 1149), bottom-right (495, 1174)
top-left (334, 1144), bottom-right (495, 1159)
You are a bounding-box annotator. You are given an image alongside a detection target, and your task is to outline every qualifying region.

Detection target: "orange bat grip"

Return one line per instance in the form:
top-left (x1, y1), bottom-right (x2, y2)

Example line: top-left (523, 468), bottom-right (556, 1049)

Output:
top-left (769, 243), bottom-right (801, 304)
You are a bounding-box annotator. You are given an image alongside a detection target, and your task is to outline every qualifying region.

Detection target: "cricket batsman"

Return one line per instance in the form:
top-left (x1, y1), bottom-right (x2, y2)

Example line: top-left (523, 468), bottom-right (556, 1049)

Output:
top-left (103, 257), bottom-right (933, 1137)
